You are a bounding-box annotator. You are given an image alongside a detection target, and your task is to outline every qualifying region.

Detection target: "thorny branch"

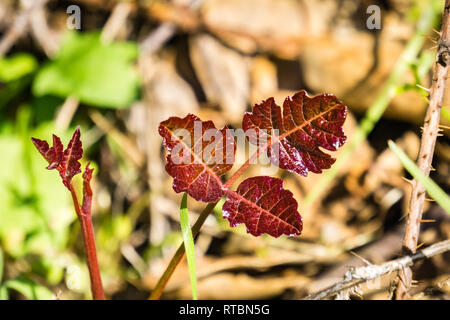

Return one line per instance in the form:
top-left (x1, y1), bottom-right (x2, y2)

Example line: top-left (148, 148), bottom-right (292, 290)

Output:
top-left (305, 240), bottom-right (450, 300)
top-left (395, 0), bottom-right (450, 299)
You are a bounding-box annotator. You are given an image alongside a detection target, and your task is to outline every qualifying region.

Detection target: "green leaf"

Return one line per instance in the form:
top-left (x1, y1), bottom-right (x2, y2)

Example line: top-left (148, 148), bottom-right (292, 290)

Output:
top-left (0, 53), bottom-right (38, 82)
top-left (442, 106), bottom-right (450, 122)
top-left (3, 276), bottom-right (53, 300)
top-left (33, 31), bottom-right (140, 109)
top-left (0, 247), bottom-right (3, 282)
top-left (0, 53), bottom-right (38, 109)
top-left (180, 193), bottom-right (198, 300)
top-left (0, 286), bottom-right (8, 300)
top-left (388, 140), bottom-right (450, 214)
top-left (0, 122), bottom-right (74, 257)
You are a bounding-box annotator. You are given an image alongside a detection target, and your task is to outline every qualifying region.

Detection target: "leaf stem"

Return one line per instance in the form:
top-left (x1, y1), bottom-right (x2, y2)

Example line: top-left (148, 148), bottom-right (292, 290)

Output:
top-left (69, 182), bottom-right (105, 300)
top-left (179, 193), bottom-right (198, 300)
top-left (149, 201), bottom-right (217, 300)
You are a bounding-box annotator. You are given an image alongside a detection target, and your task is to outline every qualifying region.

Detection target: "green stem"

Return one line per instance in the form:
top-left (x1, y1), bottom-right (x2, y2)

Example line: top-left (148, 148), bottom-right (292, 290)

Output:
top-left (149, 201), bottom-right (218, 300)
top-left (179, 193), bottom-right (198, 300)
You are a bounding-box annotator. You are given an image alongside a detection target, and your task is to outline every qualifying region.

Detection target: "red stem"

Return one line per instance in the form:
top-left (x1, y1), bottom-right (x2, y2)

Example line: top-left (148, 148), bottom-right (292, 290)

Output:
top-left (69, 182), bottom-right (105, 300)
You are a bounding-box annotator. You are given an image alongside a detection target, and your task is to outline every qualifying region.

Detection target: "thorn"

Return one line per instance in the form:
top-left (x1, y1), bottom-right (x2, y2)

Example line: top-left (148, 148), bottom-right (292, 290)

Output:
top-left (416, 242), bottom-right (425, 250)
top-left (432, 28), bottom-right (441, 36)
top-left (423, 35), bottom-right (438, 43)
top-left (349, 251), bottom-right (372, 266)
top-left (437, 133), bottom-right (444, 137)
top-left (416, 84), bottom-right (430, 92)
top-left (424, 198), bottom-right (435, 202)
top-left (438, 124), bottom-right (450, 130)
top-left (402, 177), bottom-right (414, 184)
top-left (420, 219), bottom-right (436, 223)
top-left (430, 165), bottom-right (436, 171)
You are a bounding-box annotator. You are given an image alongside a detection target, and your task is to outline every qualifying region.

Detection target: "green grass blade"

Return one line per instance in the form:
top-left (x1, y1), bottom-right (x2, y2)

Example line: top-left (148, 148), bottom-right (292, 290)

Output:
top-left (442, 106), bottom-right (450, 122)
top-left (3, 276), bottom-right (53, 300)
top-left (0, 286), bottom-right (8, 300)
top-left (388, 140), bottom-right (450, 214)
top-left (179, 193), bottom-right (198, 300)
top-left (0, 247), bottom-right (3, 283)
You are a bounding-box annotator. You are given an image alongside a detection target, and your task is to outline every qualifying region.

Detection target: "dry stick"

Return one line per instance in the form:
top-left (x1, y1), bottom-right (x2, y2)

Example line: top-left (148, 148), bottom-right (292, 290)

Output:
top-left (101, 1), bottom-right (134, 44)
top-left (306, 240), bottom-right (450, 300)
top-left (69, 181), bottom-right (105, 300)
top-left (28, 0), bottom-right (59, 57)
top-left (89, 110), bottom-right (145, 167)
top-left (0, 10), bottom-right (28, 56)
top-left (0, 0), bottom-right (49, 56)
top-left (395, 0), bottom-right (450, 300)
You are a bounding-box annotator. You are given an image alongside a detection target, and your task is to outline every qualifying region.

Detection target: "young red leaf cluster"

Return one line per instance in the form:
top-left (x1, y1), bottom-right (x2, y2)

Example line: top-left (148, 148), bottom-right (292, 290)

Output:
top-left (32, 127), bottom-right (104, 299)
top-left (159, 90), bottom-right (347, 238)
top-left (32, 126), bottom-right (84, 190)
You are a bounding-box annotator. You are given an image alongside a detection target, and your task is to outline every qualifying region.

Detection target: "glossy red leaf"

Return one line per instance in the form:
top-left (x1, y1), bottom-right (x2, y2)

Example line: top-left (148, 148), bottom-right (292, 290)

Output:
top-left (32, 126), bottom-right (83, 190)
top-left (59, 126), bottom-right (83, 188)
top-left (159, 114), bottom-right (236, 202)
top-left (223, 176), bottom-right (302, 237)
top-left (243, 90), bottom-right (347, 176)
top-left (31, 134), bottom-right (64, 170)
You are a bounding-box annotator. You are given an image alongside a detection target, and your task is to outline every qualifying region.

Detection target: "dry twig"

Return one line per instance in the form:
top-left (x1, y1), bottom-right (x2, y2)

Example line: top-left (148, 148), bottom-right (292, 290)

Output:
top-left (0, 0), bottom-right (49, 57)
top-left (395, 0), bottom-right (450, 299)
top-left (305, 240), bottom-right (450, 300)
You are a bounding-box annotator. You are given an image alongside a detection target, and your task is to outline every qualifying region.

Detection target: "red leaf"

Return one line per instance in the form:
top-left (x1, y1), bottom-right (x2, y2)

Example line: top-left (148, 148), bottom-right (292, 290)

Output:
top-left (159, 114), bottom-right (236, 202)
top-left (59, 126), bottom-right (83, 189)
top-left (32, 127), bottom-right (83, 190)
top-left (223, 176), bottom-right (302, 237)
top-left (243, 90), bottom-right (347, 176)
top-left (31, 135), bottom-right (64, 170)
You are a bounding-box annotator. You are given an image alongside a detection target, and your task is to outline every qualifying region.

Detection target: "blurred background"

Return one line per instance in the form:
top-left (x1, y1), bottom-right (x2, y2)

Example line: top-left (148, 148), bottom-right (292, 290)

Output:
top-left (0, 0), bottom-right (449, 300)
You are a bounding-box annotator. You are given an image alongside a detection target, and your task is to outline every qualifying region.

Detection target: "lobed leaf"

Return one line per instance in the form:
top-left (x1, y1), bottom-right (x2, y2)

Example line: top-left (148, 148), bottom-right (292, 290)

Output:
top-left (159, 114), bottom-right (236, 202)
top-left (31, 134), bottom-right (63, 170)
top-left (59, 127), bottom-right (83, 189)
top-left (243, 90), bottom-right (347, 176)
top-left (223, 176), bottom-right (302, 237)
top-left (31, 127), bottom-right (83, 190)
